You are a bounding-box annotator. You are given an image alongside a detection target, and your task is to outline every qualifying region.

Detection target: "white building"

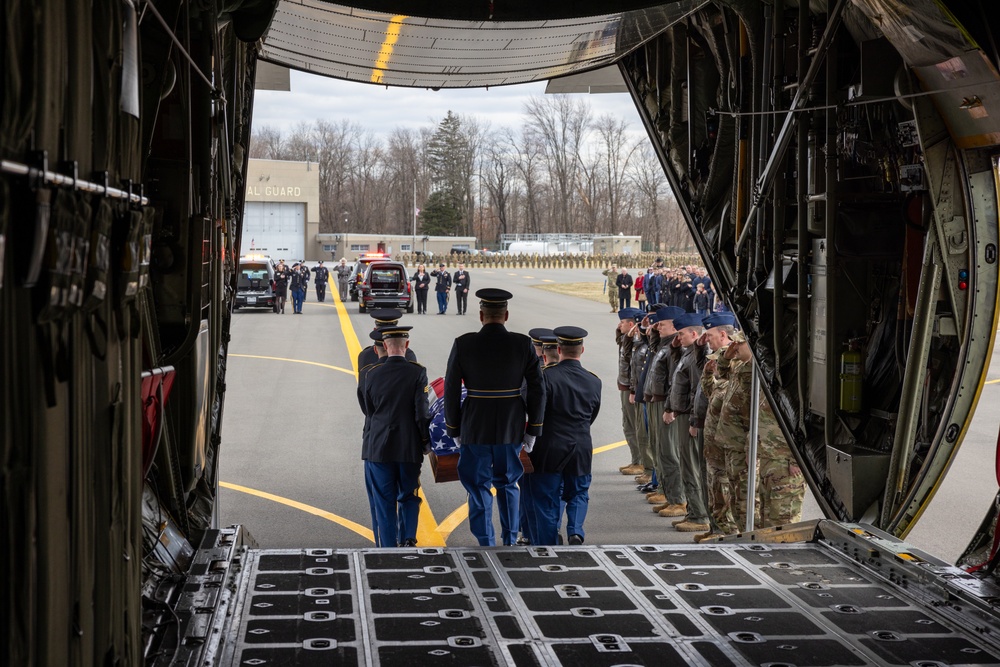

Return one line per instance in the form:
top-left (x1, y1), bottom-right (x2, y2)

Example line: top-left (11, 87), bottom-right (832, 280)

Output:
top-left (242, 159), bottom-right (320, 261)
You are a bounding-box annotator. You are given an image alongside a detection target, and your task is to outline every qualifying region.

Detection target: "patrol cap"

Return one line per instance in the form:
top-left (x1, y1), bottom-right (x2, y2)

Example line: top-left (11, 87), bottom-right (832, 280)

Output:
top-left (476, 288), bottom-right (512, 307)
top-left (673, 312), bottom-right (703, 330)
top-left (702, 312), bottom-right (735, 329)
top-left (652, 306), bottom-right (685, 323)
top-left (618, 308), bottom-right (641, 321)
top-left (528, 327), bottom-right (554, 345)
top-left (553, 326), bottom-right (587, 346)
top-left (730, 330), bottom-right (746, 343)
top-left (378, 325), bottom-right (412, 340)
top-left (369, 308), bottom-right (403, 325)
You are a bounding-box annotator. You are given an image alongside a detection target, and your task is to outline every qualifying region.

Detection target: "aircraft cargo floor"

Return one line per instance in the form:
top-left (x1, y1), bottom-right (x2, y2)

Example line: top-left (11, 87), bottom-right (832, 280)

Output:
top-left (153, 522), bottom-right (1000, 666)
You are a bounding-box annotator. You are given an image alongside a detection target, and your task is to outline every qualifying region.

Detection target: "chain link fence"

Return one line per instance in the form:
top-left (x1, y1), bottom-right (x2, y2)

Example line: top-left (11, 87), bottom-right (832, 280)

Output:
top-left (395, 253), bottom-right (703, 270)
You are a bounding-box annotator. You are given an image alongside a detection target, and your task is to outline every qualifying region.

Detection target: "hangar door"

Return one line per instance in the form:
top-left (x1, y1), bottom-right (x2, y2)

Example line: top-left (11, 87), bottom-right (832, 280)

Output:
top-left (242, 202), bottom-right (305, 260)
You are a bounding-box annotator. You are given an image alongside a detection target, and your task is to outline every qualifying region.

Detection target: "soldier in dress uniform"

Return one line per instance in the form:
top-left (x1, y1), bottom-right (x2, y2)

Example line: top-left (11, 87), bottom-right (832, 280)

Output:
top-left (357, 308), bottom-right (416, 372)
top-left (519, 327), bottom-right (555, 546)
top-left (311, 260), bottom-right (330, 302)
top-left (664, 312), bottom-right (710, 533)
top-left (358, 329), bottom-right (388, 535)
top-left (444, 288), bottom-right (545, 546)
top-left (525, 327), bottom-right (602, 545)
top-left (539, 332), bottom-right (560, 367)
top-left (362, 326), bottom-right (431, 547)
top-left (615, 308), bottom-right (643, 476)
top-left (756, 394), bottom-right (806, 528)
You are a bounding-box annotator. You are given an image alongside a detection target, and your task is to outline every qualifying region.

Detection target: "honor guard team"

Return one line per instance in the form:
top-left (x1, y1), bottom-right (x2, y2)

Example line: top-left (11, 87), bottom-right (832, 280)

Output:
top-left (616, 304), bottom-right (807, 542)
top-left (355, 279), bottom-right (806, 548)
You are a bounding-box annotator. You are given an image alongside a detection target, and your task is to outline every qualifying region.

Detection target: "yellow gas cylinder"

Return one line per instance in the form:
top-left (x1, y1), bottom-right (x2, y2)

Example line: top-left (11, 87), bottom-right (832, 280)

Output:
top-left (839, 345), bottom-right (863, 413)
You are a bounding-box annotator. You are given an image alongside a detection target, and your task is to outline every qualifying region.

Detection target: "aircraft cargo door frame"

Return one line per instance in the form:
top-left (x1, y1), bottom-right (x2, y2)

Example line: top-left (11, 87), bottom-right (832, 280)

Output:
top-left (242, 201), bottom-right (305, 260)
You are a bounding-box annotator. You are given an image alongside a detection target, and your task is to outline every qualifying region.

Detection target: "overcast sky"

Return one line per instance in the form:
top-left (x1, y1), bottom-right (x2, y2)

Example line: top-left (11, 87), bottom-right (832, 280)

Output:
top-left (251, 69), bottom-right (649, 140)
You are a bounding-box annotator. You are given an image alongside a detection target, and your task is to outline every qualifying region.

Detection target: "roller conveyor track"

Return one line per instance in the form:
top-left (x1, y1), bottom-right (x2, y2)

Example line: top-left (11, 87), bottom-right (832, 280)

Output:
top-left (157, 522), bottom-right (1000, 666)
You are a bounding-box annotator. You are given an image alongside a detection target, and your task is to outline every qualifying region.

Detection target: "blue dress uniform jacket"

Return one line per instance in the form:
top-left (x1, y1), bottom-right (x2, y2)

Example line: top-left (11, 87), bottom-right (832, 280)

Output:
top-left (529, 360), bottom-right (602, 476)
top-left (444, 323), bottom-right (545, 444)
top-left (363, 357), bottom-right (431, 462)
top-left (358, 357), bottom-right (386, 452)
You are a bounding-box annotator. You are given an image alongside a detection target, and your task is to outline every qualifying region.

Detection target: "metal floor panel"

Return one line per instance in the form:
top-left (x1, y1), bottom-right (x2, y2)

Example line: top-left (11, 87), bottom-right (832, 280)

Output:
top-left (204, 524), bottom-right (1000, 666)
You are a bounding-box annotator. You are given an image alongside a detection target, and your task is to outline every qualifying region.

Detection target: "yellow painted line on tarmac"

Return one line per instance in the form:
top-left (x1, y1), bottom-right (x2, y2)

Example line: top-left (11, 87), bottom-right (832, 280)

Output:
top-left (542, 279), bottom-right (554, 283)
top-left (523, 276), bottom-right (534, 279)
top-left (229, 353), bottom-right (355, 377)
top-left (221, 481), bottom-right (375, 543)
top-left (594, 440), bottom-right (627, 454)
top-left (507, 272), bottom-right (517, 276)
top-left (986, 378), bottom-right (1000, 385)
top-left (331, 283), bottom-right (362, 378)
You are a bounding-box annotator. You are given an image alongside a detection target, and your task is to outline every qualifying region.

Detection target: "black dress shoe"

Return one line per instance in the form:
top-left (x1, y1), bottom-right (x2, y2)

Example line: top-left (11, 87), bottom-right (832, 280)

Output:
top-left (401, 538), bottom-right (417, 547)
top-left (568, 534), bottom-right (584, 545)
top-left (515, 536), bottom-right (530, 546)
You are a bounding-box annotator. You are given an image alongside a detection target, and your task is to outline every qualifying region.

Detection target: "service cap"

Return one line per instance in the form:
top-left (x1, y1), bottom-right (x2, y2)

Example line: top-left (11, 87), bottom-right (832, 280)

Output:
top-left (702, 312), bottom-right (735, 329)
top-left (553, 326), bottom-right (588, 346)
top-left (438, 262), bottom-right (446, 267)
top-left (377, 325), bottom-right (412, 340)
top-left (539, 331), bottom-right (559, 348)
top-left (652, 306), bottom-right (685, 323)
top-left (317, 260), bottom-right (324, 264)
top-left (369, 329), bottom-right (385, 346)
top-left (369, 308), bottom-right (403, 326)
top-left (476, 288), bottom-right (513, 307)
top-left (673, 312), bottom-right (703, 330)
top-left (528, 327), bottom-right (554, 345)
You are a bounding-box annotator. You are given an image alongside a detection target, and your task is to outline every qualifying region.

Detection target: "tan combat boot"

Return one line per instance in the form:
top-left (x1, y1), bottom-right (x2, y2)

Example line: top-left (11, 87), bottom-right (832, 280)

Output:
top-left (646, 493), bottom-right (666, 504)
top-left (658, 503), bottom-right (687, 517)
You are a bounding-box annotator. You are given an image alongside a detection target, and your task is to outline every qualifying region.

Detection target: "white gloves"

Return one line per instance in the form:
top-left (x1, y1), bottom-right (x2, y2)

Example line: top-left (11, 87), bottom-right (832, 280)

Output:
top-left (521, 434), bottom-right (536, 453)
top-left (452, 436), bottom-right (461, 447)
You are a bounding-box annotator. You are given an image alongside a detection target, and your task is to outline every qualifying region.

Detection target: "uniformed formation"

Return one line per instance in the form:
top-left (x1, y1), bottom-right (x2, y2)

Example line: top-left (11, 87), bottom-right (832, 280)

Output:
top-left (271, 259), bottom-right (331, 313)
top-left (355, 291), bottom-right (601, 548)
top-left (615, 305), bottom-right (806, 542)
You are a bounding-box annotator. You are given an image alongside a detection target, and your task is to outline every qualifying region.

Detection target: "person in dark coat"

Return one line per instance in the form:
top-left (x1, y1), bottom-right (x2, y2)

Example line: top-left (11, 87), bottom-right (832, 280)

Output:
top-left (430, 262), bottom-right (452, 314)
top-left (273, 259), bottom-right (291, 314)
top-left (525, 326), bottom-right (602, 545)
top-left (358, 329), bottom-right (387, 536)
top-left (452, 263), bottom-right (471, 315)
top-left (289, 262), bottom-right (308, 314)
top-left (411, 264), bottom-right (431, 314)
top-left (362, 326), bottom-right (430, 547)
top-left (444, 288), bottom-right (545, 546)
top-left (357, 309), bottom-right (417, 372)
top-left (616, 269), bottom-right (633, 310)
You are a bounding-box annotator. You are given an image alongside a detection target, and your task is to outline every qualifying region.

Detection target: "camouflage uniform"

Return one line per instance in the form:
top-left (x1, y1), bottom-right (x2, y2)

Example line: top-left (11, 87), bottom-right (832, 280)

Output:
top-left (616, 329), bottom-right (640, 466)
top-left (700, 348), bottom-right (732, 533)
top-left (756, 395), bottom-right (806, 528)
top-left (602, 268), bottom-right (619, 311)
top-left (715, 359), bottom-right (752, 534)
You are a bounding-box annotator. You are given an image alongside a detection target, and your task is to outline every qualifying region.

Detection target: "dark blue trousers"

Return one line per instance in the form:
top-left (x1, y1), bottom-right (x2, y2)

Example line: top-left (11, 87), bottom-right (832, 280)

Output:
top-left (364, 461), bottom-right (422, 547)
top-left (458, 443), bottom-right (522, 546)
top-left (526, 472), bottom-right (592, 545)
top-left (291, 288), bottom-right (305, 313)
top-left (436, 291), bottom-right (448, 313)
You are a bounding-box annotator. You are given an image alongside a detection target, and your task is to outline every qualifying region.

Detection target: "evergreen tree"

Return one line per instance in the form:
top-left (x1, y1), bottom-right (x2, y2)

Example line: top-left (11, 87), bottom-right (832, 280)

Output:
top-left (418, 189), bottom-right (463, 235)
top-left (424, 111), bottom-right (471, 233)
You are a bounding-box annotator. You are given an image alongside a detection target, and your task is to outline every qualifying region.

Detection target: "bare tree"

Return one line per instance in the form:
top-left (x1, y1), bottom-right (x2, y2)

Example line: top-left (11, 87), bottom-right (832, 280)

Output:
top-left (481, 128), bottom-right (520, 242)
top-left (249, 125), bottom-right (284, 159)
top-left (631, 145), bottom-right (665, 251)
top-left (595, 114), bottom-right (641, 235)
top-left (523, 95), bottom-right (591, 233)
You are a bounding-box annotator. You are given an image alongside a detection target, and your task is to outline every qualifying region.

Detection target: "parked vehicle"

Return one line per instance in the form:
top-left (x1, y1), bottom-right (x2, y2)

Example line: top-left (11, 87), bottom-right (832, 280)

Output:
top-left (357, 260), bottom-right (413, 313)
top-left (349, 252), bottom-right (391, 301)
top-left (234, 255), bottom-right (276, 311)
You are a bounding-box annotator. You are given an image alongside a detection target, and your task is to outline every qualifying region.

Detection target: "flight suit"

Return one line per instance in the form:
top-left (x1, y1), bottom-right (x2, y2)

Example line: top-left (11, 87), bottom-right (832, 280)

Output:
top-left (644, 333), bottom-right (685, 507)
top-left (629, 329), bottom-right (654, 472)
top-left (616, 329), bottom-right (640, 468)
top-left (362, 357), bottom-right (430, 547)
top-left (445, 323), bottom-right (545, 546)
top-left (666, 342), bottom-right (709, 527)
top-left (756, 395), bottom-right (806, 528)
